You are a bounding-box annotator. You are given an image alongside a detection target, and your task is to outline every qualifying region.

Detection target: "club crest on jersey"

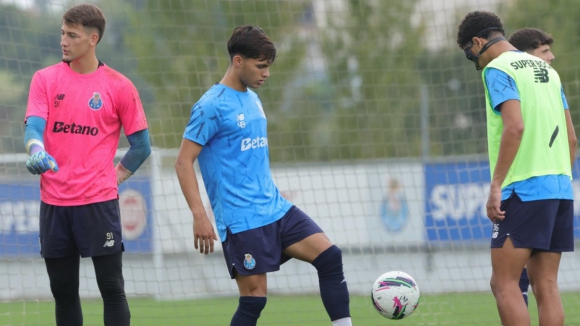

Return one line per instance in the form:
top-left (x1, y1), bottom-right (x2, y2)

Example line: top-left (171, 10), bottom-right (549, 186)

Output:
top-left (243, 253), bottom-right (256, 270)
top-left (88, 92), bottom-right (103, 110)
top-left (237, 113), bottom-right (246, 128)
top-left (256, 101), bottom-right (266, 118)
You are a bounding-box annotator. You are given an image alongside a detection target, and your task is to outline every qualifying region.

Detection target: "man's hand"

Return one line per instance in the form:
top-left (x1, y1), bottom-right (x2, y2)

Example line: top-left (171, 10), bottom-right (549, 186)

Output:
top-left (193, 214), bottom-right (218, 255)
top-left (486, 184), bottom-right (505, 223)
top-left (115, 163), bottom-right (133, 185)
top-left (26, 149), bottom-right (59, 175)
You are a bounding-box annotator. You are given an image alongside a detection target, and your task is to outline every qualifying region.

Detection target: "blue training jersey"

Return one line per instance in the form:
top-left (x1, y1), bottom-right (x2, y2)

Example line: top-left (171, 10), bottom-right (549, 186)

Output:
top-left (183, 83), bottom-right (293, 240)
top-left (484, 66), bottom-right (573, 201)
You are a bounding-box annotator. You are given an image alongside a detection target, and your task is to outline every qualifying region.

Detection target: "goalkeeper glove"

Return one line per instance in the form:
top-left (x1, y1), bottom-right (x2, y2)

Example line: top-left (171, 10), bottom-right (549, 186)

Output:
top-left (25, 143), bottom-right (59, 175)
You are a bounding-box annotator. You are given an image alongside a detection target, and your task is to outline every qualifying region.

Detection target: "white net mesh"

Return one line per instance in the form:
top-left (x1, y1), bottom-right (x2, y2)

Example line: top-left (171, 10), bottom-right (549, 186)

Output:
top-left (1, 0), bottom-right (579, 325)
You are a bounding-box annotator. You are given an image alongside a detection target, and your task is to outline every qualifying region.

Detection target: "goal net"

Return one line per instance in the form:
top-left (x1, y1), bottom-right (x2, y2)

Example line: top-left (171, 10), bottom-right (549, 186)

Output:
top-left (1, 0), bottom-right (579, 325)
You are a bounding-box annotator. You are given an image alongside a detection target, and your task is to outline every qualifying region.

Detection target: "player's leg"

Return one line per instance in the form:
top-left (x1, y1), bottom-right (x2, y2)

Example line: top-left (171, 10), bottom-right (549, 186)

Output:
top-left (222, 227), bottom-right (276, 326)
top-left (490, 194), bottom-right (542, 326)
top-left (526, 252), bottom-right (563, 326)
top-left (92, 252), bottom-right (130, 326)
top-left (44, 256), bottom-right (83, 326)
top-left (519, 267), bottom-right (529, 307)
top-left (39, 202), bottom-right (83, 326)
top-left (490, 237), bottom-right (530, 326)
top-left (526, 199), bottom-right (573, 326)
top-left (231, 273), bottom-right (268, 326)
top-left (281, 206), bottom-right (351, 326)
top-left (72, 199), bottom-right (130, 326)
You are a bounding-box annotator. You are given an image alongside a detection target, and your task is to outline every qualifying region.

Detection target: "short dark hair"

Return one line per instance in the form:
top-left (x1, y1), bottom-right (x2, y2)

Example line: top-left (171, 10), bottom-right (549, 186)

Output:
top-left (227, 25), bottom-right (276, 63)
top-left (508, 28), bottom-right (553, 52)
top-left (456, 11), bottom-right (505, 49)
top-left (63, 4), bottom-right (106, 44)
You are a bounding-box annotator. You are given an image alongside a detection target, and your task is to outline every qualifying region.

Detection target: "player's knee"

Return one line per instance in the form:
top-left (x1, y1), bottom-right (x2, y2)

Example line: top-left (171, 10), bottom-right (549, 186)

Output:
top-left (312, 245), bottom-right (343, 274)
top-left (50, 278), bottom-right (78, 302)
top-left (489, 275), bottom-right (501, 296)
top-left (238, 296), bottom-right (267, 317)
top-left (529, 272), bottom-right (556, 292)
top-left (311, 245), bottom-right (350, 321)
top-left (530, 281), bottom-right (558, 300)
top-left (96, 272), bottom-right (126, 299)
top-left (235, 273), bottom-right (268, 297)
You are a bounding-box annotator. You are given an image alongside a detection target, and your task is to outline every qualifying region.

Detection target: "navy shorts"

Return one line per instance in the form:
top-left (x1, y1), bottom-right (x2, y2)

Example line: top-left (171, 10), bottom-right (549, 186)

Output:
top-left (39, 199), bottom-right (124, 258)
top-left (221, 206), bottom-right (324, 279)
top-left (491, 193), bottom-right (574, 252)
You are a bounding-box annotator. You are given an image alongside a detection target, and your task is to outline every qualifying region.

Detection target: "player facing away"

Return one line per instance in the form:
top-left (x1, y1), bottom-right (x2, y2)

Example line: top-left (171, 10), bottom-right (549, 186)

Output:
top-left (507, 27), bottom-right (557, 310)
top-left (24, 4), bottom-right (151, 326)
top-left (457, 11), bottom-right (576, 326)
top-left (174, 25), bottom-right (352, 326)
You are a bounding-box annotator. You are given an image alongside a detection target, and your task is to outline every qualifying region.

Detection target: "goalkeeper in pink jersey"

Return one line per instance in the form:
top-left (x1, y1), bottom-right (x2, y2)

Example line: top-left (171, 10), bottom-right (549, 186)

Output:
top-left (23, 4), bottom-right (150, 326)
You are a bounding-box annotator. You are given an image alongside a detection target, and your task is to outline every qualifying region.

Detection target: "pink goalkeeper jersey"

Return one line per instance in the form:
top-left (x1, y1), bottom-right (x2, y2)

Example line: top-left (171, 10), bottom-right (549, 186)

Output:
top-left (25, 62), bottom-right (148, 206)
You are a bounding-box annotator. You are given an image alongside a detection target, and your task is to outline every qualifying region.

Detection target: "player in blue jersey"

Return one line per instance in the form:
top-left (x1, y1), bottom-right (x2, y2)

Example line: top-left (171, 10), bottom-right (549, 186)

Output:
top-left (458, 11), bottom-right (576, 326)
top-left (507, 27), bottom-right (557, 310)
top-left (174, 25), bottom-right (352, 326)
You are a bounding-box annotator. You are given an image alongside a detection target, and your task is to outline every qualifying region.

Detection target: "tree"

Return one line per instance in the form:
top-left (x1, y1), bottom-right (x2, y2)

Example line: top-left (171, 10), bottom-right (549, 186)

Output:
top-left (126, 0), bottom-right (310, 150)
top-left (0, 4), bottom-right (61, 153)
top-left (416, 50), bottom-right (488, 157)
top-left (316, 0), bottom-right (427, 160)
top-left (500, 0), bottom-right (580, 134)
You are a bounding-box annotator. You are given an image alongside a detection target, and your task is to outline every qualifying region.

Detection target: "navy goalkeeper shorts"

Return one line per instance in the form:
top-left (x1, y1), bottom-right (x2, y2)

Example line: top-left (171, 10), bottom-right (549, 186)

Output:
top-left (39, 198), bottom-right (124, 258)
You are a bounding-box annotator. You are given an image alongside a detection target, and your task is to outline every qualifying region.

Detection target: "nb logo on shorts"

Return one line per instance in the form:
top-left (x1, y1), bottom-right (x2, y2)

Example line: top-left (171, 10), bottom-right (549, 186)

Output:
top-left (103, 240), bottom-right (115, 247)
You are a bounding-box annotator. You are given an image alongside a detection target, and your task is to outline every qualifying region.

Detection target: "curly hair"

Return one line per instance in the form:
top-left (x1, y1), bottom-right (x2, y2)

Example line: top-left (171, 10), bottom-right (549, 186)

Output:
top-left (508, 28), bottom-right (553, 52)
top-left (456, 11), bottom-right (505, 49)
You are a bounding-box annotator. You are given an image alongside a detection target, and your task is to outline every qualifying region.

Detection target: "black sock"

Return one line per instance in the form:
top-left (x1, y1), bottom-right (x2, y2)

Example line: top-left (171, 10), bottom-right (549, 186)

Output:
top-left (519, 267), bottom-right (530, 307)
top-left (230, 296), bottom-right (267, 326)
top-left (311, 245), bottom-right (351, 321)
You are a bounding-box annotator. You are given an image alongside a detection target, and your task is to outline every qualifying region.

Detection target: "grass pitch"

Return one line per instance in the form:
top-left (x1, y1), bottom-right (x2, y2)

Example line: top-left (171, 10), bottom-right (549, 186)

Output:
top-left (1, 292), bottom-right (580, 325)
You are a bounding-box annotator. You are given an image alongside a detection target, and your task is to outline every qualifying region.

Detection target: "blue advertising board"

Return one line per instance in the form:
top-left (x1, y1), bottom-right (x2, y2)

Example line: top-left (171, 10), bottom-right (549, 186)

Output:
top-left (425, 160), bottom-right (580, 241)
top-left (0, 177), bottom-right (152, 256)
top-left (0, 181), bottom-right (41, 255)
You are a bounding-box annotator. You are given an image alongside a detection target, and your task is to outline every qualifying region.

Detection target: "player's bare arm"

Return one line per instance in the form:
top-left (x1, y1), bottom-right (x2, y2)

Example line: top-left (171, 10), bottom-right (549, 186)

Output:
top-left (564, 110), bottom-right (577, 169)
top-left (487, 99), bottom-right (523, 223)
top-left (175, 138), bottom-right (217, 255)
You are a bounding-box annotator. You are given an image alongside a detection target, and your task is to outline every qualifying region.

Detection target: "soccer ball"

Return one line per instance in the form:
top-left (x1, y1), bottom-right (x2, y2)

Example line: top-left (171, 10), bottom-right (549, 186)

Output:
top-left (371, 270), bottom-right (420, 320)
